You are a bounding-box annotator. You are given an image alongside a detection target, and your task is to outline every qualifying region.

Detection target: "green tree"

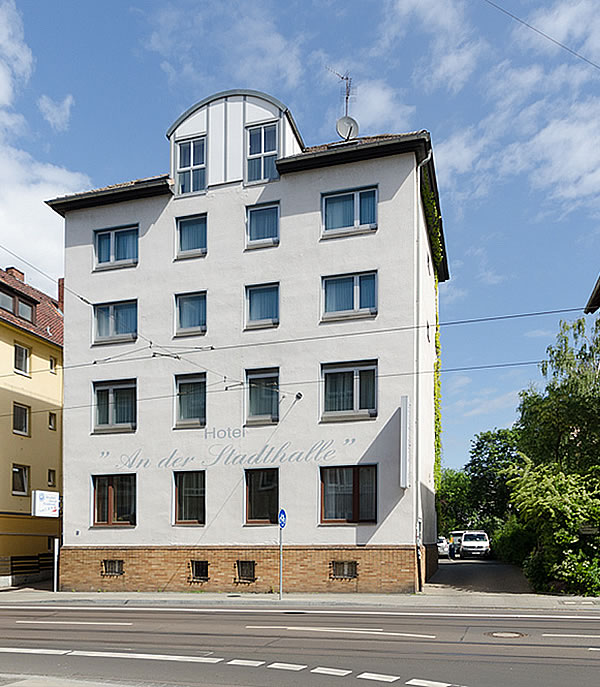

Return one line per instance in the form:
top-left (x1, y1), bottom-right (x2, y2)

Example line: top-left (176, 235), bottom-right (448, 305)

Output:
top-left (436, 468), bottom-right (475, 535)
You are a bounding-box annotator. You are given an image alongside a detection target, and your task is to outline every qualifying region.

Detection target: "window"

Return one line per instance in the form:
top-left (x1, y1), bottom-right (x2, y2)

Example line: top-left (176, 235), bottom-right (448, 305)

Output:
top-left (18, 300), bottom-right (33, 321)
top-left (95, 226), bottom-right (138, 266)
top-left (93, 474), bottom-right (136, 526)
top-left (321, 465), bottom-right (377, 523)
top-left (189, 560), bottom-right (209, 581)
top-left (236, 559), bottom-right (256, 583)
top-left (0, 289), bottom-right (14, 313)
top-left (177, 215), bottom-right (207, 257)
top-left (246, 283), bottom-right (279, 327)
top-left (246, 468), bottom-right (278, 524)
top-left (48, 411), bottom-right (57, 431)
top-left (0, 291), bottom-right (34, 321)
top-left (94, 380), bottom-right (136, 432)
top-left (94, 301), bottom-right (137, 343)
top-left (101, 559), bottom-right (124, 576)
top-left (246, 369), bottom-right (279, 424)
top-left (47, 469), bottom-right (56, 487)
top-left (49, 356), bottom-right (57, 373)
top-left (322, 187), bottom-right (377, 234)
top-left (247, 123), bottom-right (278, 182)
top-left (175, 471), bottom-right (205, 524)
top-left (12, 464), bottom-right (29, 495)
top-left (14, 344), bottom-right (30, 374)
top-left (322, 361), bottom-right (377, 419)
top-left (247, 204), bottom-right (279, 246)
top-left (175, 292), bottom-right (206, 335)
top-left (331, 560), bottom-right (358, 579)
top-left (13, 403), bottom-right (30, 435)
top-left (177, 137), bottom-right (206, 194)
top-left (176, 374), bottom-right (206, 427)
top-left (323, 272), bottom-right (377, 318)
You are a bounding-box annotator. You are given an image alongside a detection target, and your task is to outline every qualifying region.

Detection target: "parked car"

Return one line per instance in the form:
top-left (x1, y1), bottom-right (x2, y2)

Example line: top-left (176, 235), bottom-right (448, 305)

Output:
top-left (459, 530), bottom-right (490, 558)
top-left (437, 536), bottom-right (449, 557)
top-left (448, 530), bottom-right (464, 559)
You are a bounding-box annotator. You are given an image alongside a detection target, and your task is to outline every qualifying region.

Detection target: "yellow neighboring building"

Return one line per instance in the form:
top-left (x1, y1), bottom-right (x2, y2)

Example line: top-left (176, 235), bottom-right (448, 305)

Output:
top-left (0, 266), bottom-right (63, 587)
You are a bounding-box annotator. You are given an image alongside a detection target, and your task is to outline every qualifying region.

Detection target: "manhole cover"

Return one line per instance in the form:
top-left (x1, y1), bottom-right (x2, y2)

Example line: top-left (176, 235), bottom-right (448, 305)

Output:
top-left (486, 631), bottom-right (526, 639)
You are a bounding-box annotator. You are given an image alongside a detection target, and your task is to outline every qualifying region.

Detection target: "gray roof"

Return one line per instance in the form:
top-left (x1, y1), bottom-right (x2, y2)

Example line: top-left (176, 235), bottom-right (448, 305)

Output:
top-left (584, 274), bottom-right (600, 314)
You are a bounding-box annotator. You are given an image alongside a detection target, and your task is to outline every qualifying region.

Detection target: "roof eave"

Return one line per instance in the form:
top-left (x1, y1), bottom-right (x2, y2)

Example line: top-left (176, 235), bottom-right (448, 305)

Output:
top-left (584, 274), bottom-right (600, 314)
top-left (46, 176), bottom-right (172, 217)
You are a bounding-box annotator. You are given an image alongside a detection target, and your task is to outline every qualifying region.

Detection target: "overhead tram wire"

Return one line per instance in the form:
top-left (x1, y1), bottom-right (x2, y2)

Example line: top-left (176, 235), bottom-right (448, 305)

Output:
top-left (479, 0), bottom-right (600, 73)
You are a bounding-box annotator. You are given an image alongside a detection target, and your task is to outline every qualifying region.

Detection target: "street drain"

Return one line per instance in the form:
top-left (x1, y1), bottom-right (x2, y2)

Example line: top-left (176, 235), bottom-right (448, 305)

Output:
top-left (486, 631), bottom-right (526, 639)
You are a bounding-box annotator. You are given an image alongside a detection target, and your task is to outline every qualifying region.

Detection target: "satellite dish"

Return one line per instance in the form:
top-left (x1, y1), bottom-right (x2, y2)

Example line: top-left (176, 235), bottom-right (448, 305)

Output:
top-left (336, 115), bottom-right (359, 141)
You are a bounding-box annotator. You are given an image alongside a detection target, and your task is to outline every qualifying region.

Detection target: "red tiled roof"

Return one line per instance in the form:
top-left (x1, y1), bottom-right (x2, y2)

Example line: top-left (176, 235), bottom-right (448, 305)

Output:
top-left (0, 268), bottom-right (63, 347)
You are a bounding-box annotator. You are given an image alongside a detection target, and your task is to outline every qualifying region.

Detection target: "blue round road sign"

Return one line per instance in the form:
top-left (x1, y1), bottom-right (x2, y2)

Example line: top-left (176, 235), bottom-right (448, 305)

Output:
top-left (278, 508), bottom-right (287, 528)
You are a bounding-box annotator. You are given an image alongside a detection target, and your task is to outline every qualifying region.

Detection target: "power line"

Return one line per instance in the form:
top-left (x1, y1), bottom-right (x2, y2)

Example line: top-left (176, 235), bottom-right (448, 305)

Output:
top-left (480, 0), bottom-right (600, 72)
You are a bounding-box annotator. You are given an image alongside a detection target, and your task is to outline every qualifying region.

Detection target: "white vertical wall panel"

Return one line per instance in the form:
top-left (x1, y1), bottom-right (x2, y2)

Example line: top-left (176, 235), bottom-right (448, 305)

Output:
top-left (227, 97), bottom-right (244, 182)
top-left (208, 100), bottom-right (225, 186)
top-left (245, 96), bottom-right (279, 123)
top-left (176, 108), bottom-right (207, 138)
top-left (285, 121), bottom-right (302, 157)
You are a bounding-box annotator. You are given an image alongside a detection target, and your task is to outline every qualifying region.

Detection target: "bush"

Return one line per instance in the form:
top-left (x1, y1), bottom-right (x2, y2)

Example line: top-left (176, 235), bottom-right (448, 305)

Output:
top-left (523, 548), bottom-right (553, 592)
top-left (491, 515), bottom-right (535, 566)
top-left (553, 550), bottom-right (600, 596)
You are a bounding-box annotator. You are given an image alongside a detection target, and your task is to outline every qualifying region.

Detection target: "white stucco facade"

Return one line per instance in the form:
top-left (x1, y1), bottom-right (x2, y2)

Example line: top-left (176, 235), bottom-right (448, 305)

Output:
top-left (50, 90), bottom-right (448, 592)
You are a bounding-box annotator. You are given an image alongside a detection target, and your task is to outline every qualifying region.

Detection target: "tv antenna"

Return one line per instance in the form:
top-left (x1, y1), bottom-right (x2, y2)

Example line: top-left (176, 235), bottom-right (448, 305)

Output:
top-left (327, 67), bottom-right (359, 141)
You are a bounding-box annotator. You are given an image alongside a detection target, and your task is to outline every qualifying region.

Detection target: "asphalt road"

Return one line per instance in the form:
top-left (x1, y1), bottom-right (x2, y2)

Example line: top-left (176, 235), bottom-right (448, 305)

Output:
top-left (0, 602), bottom-right (598, 687)
top-left (427, 558), bottom-right (533, 594)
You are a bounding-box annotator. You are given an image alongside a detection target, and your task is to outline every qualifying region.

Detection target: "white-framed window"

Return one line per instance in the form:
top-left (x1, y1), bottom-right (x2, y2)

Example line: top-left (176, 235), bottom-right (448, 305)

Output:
top-left (175, 374), bottom-right (206, 428)
top-left (94, 301), bottom-right (137, 343)
top-left (14, 343), bottom-right (30, 374)
top-left (177, 214), bottom-right (207, 257)
top-left (246, 204), bottom-right (279, 247)
top-left (95, 226), bottom-right (138, 267)
top-left (246, 283), bottom-right (279, 328)
top-left (13, 402), bottom-right (30, 436)
top-left (177, 137), bottom-right (206, 194)
top-left (94, 380), bottom-right (136, 433)
top-left (322, 187), bottom-right (377, 235)
top-left (246, 368), bottom-right (279, 425)
top-left (49, 356), bottom-right (57, 373)
top-left (322, 271), bottom-right (377, 319)
top-left (321, 360), bottom-right (377, 420)
top-left (12, 464), bottom-right (29, 495)
top-left (48, 411), bottom-right (57, 431)
top-left (247, 123), bottom-right (278, 182)
top-left (175, 292), bottom-right (207, 336)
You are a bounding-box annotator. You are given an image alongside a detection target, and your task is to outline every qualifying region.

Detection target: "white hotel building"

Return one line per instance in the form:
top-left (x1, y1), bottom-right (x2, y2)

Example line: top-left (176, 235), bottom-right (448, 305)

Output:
top-left (48, 90), bottom-right (449, 593)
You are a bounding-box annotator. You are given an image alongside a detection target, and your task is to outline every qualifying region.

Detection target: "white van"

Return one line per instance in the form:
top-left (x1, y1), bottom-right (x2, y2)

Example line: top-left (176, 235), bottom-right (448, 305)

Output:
top-left (459, 531), bottom-right (490, 558)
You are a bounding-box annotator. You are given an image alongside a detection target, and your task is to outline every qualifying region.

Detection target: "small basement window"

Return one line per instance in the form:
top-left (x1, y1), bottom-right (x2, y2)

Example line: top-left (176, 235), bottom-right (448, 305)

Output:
top-left (189, 560), bottom-right (209, 582)
top-left (236, 559), bottom-right (256, 583)
top-left (331, 560), bottom-right (358, 579)
top-left (101, 559), bottom-right (124, 576)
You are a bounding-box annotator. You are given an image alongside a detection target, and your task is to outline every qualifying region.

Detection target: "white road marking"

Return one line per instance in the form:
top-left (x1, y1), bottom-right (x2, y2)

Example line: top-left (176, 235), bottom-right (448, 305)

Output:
top-left (267, 662), bottom-right (307, 671)
top-left (311, 666), bottom-right (353, 676)
top-left (0, 647), bottom-right (69, 655)
top-left (357, 672), bottom-right (401, 682)
top-left (406, 680), bottom-right (452, 687)
top-left (227, 659), bottom-right (265, 667)
top-left (69, 650), bottom-right (223, 663)
top-left (245, 625), bottom-right (436, 639)
top-left (589, 647), bottom-right (600, 651)
top-left (2, 605), bottom-right (600, 621)
top-left (543, 633), bottom-right (600, 639)
top-left (16, 620), bottom-right (132, 626)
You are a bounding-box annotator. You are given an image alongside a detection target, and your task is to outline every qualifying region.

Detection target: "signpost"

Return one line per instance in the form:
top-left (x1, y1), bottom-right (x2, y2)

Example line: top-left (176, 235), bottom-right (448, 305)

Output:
top-left (278, 508), bottom-right (286, 601)
top-left (31, 491), bottom-right (60, 592)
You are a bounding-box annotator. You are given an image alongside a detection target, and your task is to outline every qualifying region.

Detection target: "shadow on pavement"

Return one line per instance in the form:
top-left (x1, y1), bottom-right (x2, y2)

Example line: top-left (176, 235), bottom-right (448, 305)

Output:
top-left (426, 558), bottom-right (532, 594)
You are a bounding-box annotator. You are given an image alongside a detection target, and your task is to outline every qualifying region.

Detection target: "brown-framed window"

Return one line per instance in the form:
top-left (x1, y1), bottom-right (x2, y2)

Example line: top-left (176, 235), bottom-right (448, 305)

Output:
top-left (93, 474), bottom-right (136, 526)
top-left (245, 468), bottom-right (278, 524)
top-left (174, 471), bottom-right (205, 524)
top-left (320, 465), bottom-right (377, 523)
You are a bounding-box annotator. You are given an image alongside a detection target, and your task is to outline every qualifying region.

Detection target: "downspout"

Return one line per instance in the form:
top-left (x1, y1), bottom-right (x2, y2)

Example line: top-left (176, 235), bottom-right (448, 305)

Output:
top-left (414, 149), bottom-right (432, 592)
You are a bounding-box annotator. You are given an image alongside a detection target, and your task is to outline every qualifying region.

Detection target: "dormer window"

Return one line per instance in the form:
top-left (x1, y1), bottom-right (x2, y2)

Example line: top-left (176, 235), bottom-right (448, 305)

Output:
top-left (0, 289), bottom-right (35, 322)
top-left (247, 123), bottom-right (278, 182)
top-left (177, 137), bottom-right (206, 194)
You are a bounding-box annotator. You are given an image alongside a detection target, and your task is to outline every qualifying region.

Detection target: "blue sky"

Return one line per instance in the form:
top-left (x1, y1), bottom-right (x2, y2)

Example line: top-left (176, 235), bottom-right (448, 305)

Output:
top-left (1, 0), bottom-right (599, 469)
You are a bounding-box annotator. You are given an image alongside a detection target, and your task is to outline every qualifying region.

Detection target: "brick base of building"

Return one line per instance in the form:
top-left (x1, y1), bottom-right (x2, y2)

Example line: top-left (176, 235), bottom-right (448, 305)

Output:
top-left (59, 545), bottom-right (425, 593)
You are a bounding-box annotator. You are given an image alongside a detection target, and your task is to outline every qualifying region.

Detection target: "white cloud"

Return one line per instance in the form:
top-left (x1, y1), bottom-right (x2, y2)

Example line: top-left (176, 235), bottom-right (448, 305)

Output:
top-left (463, 390), bottom-right (520, 418)
top-left (446, 374), bottom-right (472, 394)
top-left (0, 0), bottom-right (33, 108)
top-left (524, 329), bottom-right (554, 338)
top-left (439, 280), bottom-right (467, 305)
top-left (352, 79), bottom-right (414, 134)
top-left (38, 94), bottom-right (74, 132)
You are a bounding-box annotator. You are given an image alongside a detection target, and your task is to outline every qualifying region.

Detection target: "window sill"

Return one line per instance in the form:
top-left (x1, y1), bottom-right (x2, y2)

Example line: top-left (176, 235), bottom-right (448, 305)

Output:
top-left (12, 430), bottom-right (30, 437)
top-left (92, 334), bottom-right (137, 346)
top-left (93, 260), bottom-right (138, 272)
top-left (245, 238), bottom-right (279, 250)
top-left (174, 420), bottom-right (206, 430)
top-left (14, 368), bottom-right (30, 377)
top-left (174, 522), bottom-right (205, 527)
top-left (174, 326), bottom-right (207, 337)
top-left (320, 224), bottom-right (377, 240)
top-left (175, 249), bottom-right (207, 261)
top-left (174, 189), bottom-right (207, 199)
top-left (91, 524), bottom-right (136, 529)
top-left (245, 416), bottom-right (278, 427)
top-left (92, 425), bottom-right (136, 434)
top-left (244, 521), bottom-right (277, 526)
top-left (320, 410), bottom-right (377, 423)
top-left (319, 521), bottom-right (377, 526)
top-left (244, 319), bottom-right (279, 330)
top-left (11, 491), bottom-right (28, 497)
top-left (244, 178), bottom-right (279, 187)
top-left (321, 309), bottom-right (377, 323)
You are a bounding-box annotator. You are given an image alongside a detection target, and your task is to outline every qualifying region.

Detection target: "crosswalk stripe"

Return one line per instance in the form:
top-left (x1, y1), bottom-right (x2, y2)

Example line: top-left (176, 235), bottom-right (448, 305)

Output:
top-left (311, 666), bottom-right (353, 676)
top-left (357, 672), bottom-right (401, 682)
